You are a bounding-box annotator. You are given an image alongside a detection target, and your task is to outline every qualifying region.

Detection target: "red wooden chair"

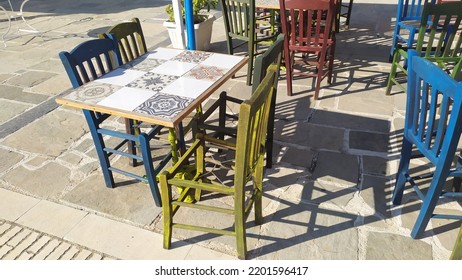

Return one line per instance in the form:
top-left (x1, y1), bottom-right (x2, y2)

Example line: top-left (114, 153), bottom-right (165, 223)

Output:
top-left (279, 0), bottom-right (336, 99)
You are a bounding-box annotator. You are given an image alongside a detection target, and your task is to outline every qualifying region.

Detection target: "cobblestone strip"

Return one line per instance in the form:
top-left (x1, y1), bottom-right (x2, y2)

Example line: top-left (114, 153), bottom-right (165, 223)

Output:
top-left (0, 219), bottom-right (118, 260)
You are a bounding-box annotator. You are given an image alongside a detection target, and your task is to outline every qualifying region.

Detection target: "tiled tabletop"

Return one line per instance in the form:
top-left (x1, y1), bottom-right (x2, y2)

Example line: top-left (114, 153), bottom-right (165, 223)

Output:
top-left (56, 48), bottom-right (247, 128)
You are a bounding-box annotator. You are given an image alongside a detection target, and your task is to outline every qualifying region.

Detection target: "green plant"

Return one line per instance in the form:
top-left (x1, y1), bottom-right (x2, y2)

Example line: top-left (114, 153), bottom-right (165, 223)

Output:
top-left (165, 0), bottom-right (218, 24)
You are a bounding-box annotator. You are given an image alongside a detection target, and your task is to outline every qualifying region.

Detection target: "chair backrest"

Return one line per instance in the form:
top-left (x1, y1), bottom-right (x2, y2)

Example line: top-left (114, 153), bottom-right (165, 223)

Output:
top-left (405, 49), bottom-right (462, 167)
top-left (396, 0), bottom-right (435, 22)
top-left (279, 0), bottom-right (336, 53)
top-left (415, 1), bottom-right (462, 72)
top-left (234, 64), bottom-right (277, 187)
top-left (59, 35), bottom-right (121, 88)
top-left (252, 33), bottom-right (284, 92)
top-left (220, 0), bottom-right (256, 41)
top-left (99, 18), bottom-right (147, 64)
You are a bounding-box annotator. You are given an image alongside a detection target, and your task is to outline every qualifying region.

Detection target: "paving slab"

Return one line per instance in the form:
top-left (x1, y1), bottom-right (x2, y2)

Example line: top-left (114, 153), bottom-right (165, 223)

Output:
top-left (2, 162), bottom-right (71, 199)
top-left (64, 214), bottom-right (191, 260)
top-left (366, 232), bottom-right (433, 260)
top-left (62, 173), bottom-right (161, 226)
top-left (1, 108), bottom-right (88, 157)
top-left (16, 200), bottom-right (88, 238)
top-left (0, 188), bottom-right (40, 221)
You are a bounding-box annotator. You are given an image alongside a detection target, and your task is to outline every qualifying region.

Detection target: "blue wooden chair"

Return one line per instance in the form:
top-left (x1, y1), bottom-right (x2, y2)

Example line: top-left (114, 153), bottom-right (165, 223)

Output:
top-left (389, 0), bottom-right (436, 62)
top-left (392, 49), bottom-right (462, 238)
top-left (59, 35), bottom-right (168, 206)
top-left (98, 18), bottom-right (151, 167)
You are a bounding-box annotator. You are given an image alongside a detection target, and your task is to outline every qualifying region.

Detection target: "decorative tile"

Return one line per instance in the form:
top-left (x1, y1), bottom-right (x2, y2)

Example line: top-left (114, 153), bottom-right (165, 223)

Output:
top-left (184, 65), bottom-right (227, 81)
top-left (126, 72), bottom-right (177, 92)
top-left (150, 61), bottom-right (197, 76)
top-left (145, 48), bottom-right (184, 60)
top-left (201, 53), bottom-right (245, 69)
top-left (161, 76), bottom-right (214, 99)
top-left (172, 50), bottom-right (212, 63)
top-left (94, 68), bottom-right (146, 86)
top-left (124, 57), bottom-right (165, 72)
top-left (134, 93), bottom-right (193, 120)
top-left (65, 83), bottom-right (122, 104)
top-left (97, 87), bottom-right (155, 111)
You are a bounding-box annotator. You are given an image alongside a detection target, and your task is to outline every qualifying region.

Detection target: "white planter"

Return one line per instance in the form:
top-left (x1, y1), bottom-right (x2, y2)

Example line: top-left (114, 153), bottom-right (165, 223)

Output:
top-left (163, 15), bottom-right (215, 51)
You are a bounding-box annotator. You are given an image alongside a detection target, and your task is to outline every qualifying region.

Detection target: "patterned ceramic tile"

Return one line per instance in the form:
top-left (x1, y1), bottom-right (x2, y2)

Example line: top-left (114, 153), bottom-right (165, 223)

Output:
top-left (97, 87), bottom-right (156, 111)
top-left (161, 76), bottom-right (214, 99)
top-left (123, 56), bottom-right (165, 72)
top-left (201, 53), bottom-right (245, 69)
top-left (134, 93), bottom-right (193, 120)
top-left (126, 72), bottom-right (177, 92)
top-left (94, 68), bottom-right (146, 86)
top-left (145, 48), bottom-right (184, 60)
top-left (184, 65), bottom-right (227, 81)
top-left (150, 60), bottom-right (197, 76)
top-left (172, 50), bottom-right (212, 63)
top-left (64, 83), bottom-right (122, 104)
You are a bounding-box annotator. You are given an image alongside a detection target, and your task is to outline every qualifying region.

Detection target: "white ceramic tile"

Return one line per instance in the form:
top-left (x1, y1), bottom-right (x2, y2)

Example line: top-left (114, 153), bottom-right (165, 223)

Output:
top-left (150, 60), bottom-right (197, 76)
top-left (94, 68), bottom-right (146, 86)
top-left (201, 53), bottom-right (245, 69)
top-left (161, 76), bottom-right (214, 99)
top-left (145, 48), bottom-right (184, 60)
top-left (97, 87), bottom-right (155, 111)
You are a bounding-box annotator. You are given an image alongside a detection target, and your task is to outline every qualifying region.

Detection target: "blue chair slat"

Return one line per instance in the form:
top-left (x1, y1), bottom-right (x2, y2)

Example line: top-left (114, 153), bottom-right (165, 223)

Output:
top-left (393, 49), bottom-right (462, 238)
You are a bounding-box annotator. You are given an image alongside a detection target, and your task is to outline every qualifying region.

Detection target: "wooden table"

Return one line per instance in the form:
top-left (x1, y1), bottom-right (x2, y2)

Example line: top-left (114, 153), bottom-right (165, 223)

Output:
top-left (56, 47), bottom-right (247, 130)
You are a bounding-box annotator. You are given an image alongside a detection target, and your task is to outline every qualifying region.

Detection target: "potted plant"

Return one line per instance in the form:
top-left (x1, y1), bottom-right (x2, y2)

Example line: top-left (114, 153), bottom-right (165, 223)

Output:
top-left (163, 0), bottom-right (218, 51)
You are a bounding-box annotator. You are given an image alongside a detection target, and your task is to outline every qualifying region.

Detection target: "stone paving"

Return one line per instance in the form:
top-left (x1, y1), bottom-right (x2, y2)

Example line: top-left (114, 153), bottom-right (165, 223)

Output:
top-left (0, 0), bottom-right (461, 260)
top-left (0, 219), bottom-right (116, 260)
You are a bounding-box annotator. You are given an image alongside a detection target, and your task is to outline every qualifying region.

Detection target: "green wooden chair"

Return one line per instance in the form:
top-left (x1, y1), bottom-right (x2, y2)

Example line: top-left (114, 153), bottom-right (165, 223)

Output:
top-left (192, 34), bottom-right (284, 169)
top-left (98, 18), bottom-right (151, 166)
top-left (98, 18), bottom-right (147, 64)
top-left (386, 1), bottom-right (462, 95)
top-left (220, 0), bottom-right (278, 86)
top-left (159, 64), bottom-right (278, 260)
top-left (450, 224), bottom-right (462, 259)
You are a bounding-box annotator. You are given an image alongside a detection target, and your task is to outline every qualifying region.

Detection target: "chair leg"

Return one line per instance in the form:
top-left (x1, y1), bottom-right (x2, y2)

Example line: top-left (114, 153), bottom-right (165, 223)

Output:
top-left (450, 225), bottom-right (462, 260)
top-left (218, 91), bottom-right (227, 141)
top-left (392, 138), bottom-right (413, 205)
top-left (235, 211), bottom-right (247, 260)
top-left (265, 91), bottom-right (277, 169)
top-left (254, 156), bottom-right (264, 225)
top-left (390, 25), bottom-right (401, 62)
top-left (125, 118), bottom-right (137, 167)
top-left (159, 173), bottom-right (173, 249)
top-left (314, 55), bottom-right (325, 100)
top-left (247, 42), bottom-right (255, 86)
top-left (327, 43), bottom-right (336, 84)
top-left (411, 164), bottom-right (452, 238)
top-left (386, 50), bottom-right (400, 95)
top-left (284, 49), bottom-right (293, 96)
top-left (139, 132), bottom-right (162, 207)
top-left (83, 110), bottom-right (115, 188)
